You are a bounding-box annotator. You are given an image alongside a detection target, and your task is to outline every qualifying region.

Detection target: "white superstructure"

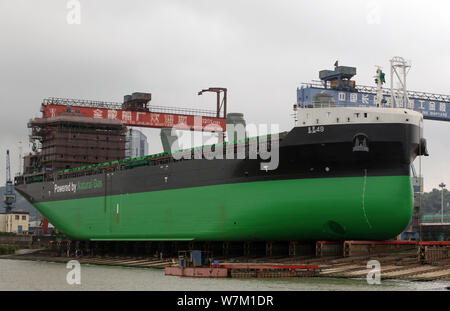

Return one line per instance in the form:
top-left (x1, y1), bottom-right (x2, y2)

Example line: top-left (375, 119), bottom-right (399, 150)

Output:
top-left (294, 106), bottom-right (423, 128)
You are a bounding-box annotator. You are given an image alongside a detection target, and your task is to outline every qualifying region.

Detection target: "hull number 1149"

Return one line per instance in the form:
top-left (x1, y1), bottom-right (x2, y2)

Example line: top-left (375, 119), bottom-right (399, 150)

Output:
top-left (307, 126), bottom-right (325, 134)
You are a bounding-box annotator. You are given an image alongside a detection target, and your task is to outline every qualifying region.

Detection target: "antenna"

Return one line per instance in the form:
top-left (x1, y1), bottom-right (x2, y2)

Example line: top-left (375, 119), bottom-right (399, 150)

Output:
top-left (390, 56), bottom-right (411, 108)
top-left (6, 150), bottom-right (11, 182)
top-left (374, 66), bottom-right (386, 107)
top-left (18, 141), bottom-right (23, 176)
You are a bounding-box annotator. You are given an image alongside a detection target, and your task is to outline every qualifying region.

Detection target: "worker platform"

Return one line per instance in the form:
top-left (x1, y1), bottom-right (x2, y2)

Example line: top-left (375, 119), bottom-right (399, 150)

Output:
top-left (164, 250), bottom-right (319, 278)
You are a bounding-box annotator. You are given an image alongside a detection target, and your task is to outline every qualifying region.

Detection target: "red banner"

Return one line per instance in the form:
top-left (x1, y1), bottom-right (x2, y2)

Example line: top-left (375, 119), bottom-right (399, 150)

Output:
top-left (42, 104), bottom-right (226, 131)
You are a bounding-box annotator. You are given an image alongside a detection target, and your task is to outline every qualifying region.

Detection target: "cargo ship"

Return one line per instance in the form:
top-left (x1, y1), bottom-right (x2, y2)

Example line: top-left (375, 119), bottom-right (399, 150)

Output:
top-left (14, 106), bottom-right (427, 242)
top-left (14, 64), bottom-right (429, 242)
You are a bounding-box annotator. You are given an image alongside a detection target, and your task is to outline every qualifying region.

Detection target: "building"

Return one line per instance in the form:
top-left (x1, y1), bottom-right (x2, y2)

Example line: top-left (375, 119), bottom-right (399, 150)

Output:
top-left (24, 109), bottom-right (126, 174)
top-left (126, 129), bottom-right (148, 158)
top-left (0, 211), bottom-right (29, 234)
top-left (420, 223), bottom-right (450, 241)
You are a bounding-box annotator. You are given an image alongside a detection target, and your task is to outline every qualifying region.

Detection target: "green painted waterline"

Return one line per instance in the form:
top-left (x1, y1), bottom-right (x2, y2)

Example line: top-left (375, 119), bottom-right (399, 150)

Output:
top-left (35, 176), bottom-right (413, 241)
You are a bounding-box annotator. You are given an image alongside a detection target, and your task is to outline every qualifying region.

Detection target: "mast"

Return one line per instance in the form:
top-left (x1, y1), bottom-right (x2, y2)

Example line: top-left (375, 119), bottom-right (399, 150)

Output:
top-left (390, 56), bottom-right (411, 108)
top-left (6, 150), bottom-right (10, 182)
top-left (374, 66), bottom-right (386, 107)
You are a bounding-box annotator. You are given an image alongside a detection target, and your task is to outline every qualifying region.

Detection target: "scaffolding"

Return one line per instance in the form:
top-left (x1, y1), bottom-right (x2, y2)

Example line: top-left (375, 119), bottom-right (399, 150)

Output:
top-left (25, 110), bottom-right (126, 174)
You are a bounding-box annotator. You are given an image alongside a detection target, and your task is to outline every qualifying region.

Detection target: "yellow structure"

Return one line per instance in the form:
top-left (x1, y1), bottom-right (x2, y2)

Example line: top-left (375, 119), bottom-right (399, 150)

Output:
top-left (0, 212), bottom-right (29, 234)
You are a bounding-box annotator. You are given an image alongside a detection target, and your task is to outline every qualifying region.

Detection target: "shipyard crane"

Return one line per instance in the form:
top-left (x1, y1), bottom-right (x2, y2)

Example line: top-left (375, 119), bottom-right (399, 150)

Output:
top-left (3, 150), bottom-right (16, 213)
top-left (40, 90), bottom-right (228, 132)
top-left (299, 57), bottom-right (450, 122)
top-left (197, 87), bottom-right (228, 118)
top-left (197, 87), bottom-right (228, 142)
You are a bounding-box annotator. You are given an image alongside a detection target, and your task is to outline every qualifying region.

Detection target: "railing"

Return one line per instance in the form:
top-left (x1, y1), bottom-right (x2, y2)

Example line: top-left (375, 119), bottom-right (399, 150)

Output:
top-left (143, 105), bottom-right (217, 117)
top-left (43, 97), bottom-right (122, 110)
top-left (42, 97), bottom-right (219, 117)
top-left (296, 102), bottom-right (336, 109)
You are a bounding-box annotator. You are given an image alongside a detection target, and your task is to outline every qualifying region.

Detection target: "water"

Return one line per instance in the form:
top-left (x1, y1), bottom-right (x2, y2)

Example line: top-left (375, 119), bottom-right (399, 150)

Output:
top-left (0, 259), bottom-right (449, 291)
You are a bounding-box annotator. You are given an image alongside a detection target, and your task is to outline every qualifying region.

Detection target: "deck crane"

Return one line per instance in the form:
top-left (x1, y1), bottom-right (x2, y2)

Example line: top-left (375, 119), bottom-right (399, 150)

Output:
top-left (3, 150), bottom-right (16, 213)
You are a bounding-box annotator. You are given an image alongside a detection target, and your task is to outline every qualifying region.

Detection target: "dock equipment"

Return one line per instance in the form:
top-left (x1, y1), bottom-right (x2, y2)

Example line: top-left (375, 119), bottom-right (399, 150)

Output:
top-left (211, 263), bottom-right (319, 278)
top-left (122, 92), bottom-right (152, 112)
top-left (298, 58), bottom-right (450, 122)
top-left (418, 241), bottom-right (450, 264)
top-left (164, 250), bottom-right (320, 279)
top-left (319, 61), bottom-right (357, 92)
top-left (177, 250), bottom-right (211, 267)
top-left (316, 241), bottom-right (343, 257)
top-left (35, 239), bottom-right (450, 281)
top-left (197, 87), bottom-right (227, 118)
top-left (40, 88), bottom-right (227, 132)
top-left (25, 90), bottom-right (229, 173)
top-left (165, 262), bottom-right (319, 279)
top-left (343, 240), bottom-right (418, 257)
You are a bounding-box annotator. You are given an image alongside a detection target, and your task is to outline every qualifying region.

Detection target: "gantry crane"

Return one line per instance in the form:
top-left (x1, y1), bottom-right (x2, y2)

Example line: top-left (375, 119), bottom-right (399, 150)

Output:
top-left (40, 89), bottom-right (228, 132)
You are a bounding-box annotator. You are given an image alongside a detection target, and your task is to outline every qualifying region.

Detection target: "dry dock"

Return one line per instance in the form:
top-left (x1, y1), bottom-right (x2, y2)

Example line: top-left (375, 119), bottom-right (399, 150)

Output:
top-left (1, 240), bottom-right (449, 281)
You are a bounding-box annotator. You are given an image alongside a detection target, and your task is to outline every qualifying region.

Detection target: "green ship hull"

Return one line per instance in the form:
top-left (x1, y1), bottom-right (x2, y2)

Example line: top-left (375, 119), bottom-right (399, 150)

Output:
top-left (34, 175), bottom-right (413, 241)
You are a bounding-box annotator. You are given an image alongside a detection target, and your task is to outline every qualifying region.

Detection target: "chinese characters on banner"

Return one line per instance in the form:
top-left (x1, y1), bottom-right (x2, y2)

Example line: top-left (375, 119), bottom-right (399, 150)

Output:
top-left (42, 105), bottom-right (226, 131)
top-left (298, 88), bottom-right (449, 121)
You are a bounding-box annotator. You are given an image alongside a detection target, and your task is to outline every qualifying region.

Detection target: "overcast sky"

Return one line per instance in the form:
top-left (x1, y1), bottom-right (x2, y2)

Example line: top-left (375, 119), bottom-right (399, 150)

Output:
top-left (0, 0), bottom-right (449, 191)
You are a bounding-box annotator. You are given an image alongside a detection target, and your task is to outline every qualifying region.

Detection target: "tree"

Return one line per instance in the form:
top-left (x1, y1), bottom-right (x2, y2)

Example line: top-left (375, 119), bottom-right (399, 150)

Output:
top-left (421, 188), bottom-right (450, 216)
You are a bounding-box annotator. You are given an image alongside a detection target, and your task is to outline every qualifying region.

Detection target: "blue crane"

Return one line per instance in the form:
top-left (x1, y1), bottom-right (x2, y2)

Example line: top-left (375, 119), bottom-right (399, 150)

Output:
top-left (3, 150), bottom-right (16, 213)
